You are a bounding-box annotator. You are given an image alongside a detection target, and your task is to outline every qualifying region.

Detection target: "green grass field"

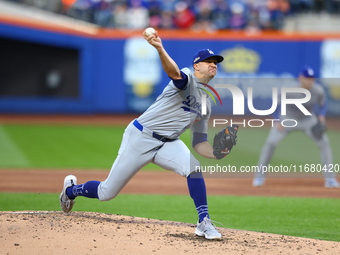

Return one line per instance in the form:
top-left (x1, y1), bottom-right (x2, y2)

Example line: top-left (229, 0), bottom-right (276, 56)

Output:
top-left (0, 123), bottom-right (339, 241)
top-left (1, 124), bottom-right (340, 169)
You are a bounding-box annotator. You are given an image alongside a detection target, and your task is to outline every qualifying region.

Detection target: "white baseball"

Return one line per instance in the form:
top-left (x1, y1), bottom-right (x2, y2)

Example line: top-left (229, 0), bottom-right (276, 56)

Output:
top-left (144, 27), bottom-right (156, 36)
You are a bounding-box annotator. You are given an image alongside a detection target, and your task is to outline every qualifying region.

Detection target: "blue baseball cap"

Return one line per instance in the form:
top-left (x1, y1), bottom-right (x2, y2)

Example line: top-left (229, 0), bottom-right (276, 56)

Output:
top-left (300, 66), bottom-right (315, 78)
top-left (192, 49), bottom-right (224, 65)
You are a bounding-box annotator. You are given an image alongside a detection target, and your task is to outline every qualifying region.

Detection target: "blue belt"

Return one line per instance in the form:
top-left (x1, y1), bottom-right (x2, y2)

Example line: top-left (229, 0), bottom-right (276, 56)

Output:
top-left (133, 119), bottom-right (174, 142)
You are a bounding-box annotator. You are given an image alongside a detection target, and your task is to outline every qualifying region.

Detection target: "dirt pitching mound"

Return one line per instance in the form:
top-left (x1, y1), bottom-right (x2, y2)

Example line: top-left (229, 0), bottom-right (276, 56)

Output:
top-left (1, 211), bottom-right (339, 255)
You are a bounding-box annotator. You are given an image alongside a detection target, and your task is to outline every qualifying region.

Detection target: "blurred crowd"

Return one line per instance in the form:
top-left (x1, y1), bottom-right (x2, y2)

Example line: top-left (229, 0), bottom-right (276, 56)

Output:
top-left (6, 0), bottom-right (340, 31)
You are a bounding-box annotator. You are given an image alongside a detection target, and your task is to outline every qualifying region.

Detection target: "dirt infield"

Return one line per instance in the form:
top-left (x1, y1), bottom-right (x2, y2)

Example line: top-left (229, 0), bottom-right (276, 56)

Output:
top-left (1, 211), bottom-right (339, 255)
top-left (0, 169), bottom-right (340, 198)
top-left (1, 114), bottom-right (339, 254)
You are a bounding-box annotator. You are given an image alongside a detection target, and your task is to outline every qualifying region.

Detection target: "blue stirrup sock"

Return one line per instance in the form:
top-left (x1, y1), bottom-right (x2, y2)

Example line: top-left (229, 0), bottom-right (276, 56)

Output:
top-left (187, 171), bottom-right (209, 223)
top-left (66, 181), bottom-right (100, 199)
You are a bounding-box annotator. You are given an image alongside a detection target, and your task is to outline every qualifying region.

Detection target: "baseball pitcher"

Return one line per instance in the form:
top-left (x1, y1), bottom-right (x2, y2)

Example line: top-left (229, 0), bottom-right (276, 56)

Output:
top-left (60, 28), bottom-right (238, 240)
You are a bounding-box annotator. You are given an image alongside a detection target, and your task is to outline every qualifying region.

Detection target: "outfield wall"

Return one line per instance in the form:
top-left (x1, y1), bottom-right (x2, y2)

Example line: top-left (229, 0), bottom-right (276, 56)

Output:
top-left (0, 15), bottom-right (340, 115)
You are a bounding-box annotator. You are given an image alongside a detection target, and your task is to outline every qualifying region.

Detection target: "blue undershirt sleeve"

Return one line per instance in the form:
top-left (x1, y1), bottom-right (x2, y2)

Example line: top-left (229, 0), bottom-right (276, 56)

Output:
top-left (172, 71), bottom-right (188, 90)
top-left (315, 101), bottom-right (327, 116)
top-left (192, 132), bottom-right (208, 148)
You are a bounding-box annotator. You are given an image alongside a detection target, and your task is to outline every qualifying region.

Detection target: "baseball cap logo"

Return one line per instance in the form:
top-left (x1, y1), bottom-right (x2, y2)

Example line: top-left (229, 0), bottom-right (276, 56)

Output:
top-left (307, 68), bottom-right (314, 76)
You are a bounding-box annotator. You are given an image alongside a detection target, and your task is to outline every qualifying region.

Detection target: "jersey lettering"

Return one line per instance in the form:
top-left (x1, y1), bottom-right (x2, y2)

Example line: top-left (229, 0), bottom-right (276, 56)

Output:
top-left (181, 95), bottom-right (202, 118)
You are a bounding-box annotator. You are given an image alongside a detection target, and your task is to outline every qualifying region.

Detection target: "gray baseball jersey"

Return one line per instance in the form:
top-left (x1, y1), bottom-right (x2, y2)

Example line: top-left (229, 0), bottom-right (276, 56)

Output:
top-left (137, 67), bottom-right (211, 139)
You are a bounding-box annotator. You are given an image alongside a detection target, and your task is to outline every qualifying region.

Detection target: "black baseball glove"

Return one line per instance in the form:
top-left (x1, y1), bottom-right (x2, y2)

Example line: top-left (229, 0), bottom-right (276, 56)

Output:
top-left (311, 120), bottom-right (326, 140)
top-left (213, 125), bottom-right (238, 159)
